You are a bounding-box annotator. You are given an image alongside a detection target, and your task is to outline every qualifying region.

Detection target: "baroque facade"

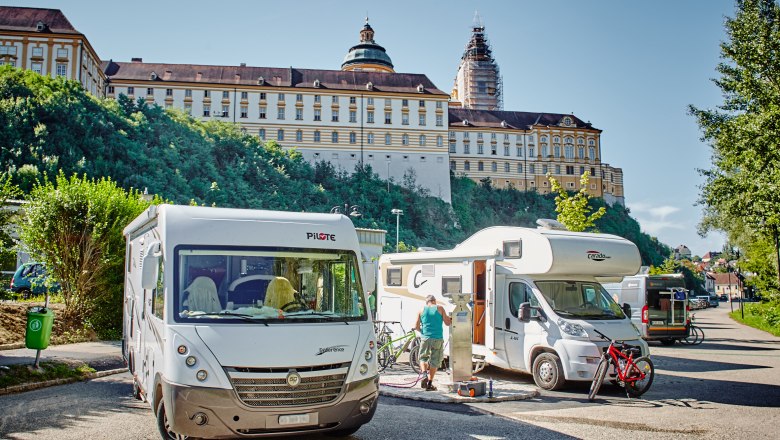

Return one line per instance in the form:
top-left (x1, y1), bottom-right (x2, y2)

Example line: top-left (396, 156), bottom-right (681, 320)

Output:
top-left (0, 7), bottom-right (625, 205)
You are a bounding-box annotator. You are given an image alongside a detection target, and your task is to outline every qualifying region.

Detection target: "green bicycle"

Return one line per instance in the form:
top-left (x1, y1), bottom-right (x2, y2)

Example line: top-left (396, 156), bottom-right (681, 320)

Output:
top-left (375, 321), bottom-right (422, 374)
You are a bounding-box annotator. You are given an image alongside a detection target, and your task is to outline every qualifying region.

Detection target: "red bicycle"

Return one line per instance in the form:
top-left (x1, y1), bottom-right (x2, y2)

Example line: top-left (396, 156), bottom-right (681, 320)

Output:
top-left (588, 329), bottom-right (654, 401)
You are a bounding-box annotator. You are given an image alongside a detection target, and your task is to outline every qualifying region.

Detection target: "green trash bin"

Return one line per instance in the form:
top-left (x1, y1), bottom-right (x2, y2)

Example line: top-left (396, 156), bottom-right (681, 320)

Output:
top-left (26, 306), bottom-right (55, 350)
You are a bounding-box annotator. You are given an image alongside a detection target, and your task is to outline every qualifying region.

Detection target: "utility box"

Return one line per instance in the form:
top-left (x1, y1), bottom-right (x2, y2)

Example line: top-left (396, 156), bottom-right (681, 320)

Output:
top-left (456, 380), bottom-right (486, 397)
top-left (25, 306), bottom-right (54, 350)
top-left (447, 293), bottom-right (473, 383)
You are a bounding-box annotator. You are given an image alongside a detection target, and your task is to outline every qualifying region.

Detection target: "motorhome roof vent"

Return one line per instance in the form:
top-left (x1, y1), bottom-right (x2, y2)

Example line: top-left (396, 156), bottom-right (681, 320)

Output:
top-left (417, 247), bottom-right (437, 252)
top-left (536, 218), bottom-right (568, 231)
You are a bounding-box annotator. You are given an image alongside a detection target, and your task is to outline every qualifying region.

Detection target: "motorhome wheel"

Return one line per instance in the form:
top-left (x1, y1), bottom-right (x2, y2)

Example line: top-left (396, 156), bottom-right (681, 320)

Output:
top-left (532, 352), bottom-right (566, 390)
top-left (157, 400), bottom-right (188, 440)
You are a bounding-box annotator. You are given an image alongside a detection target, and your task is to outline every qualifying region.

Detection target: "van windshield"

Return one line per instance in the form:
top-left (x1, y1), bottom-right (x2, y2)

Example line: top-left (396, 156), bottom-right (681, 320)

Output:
top-left (535, 281), bottom-right (625, 320)
top-left (173, 247), bottom-right (366, 323)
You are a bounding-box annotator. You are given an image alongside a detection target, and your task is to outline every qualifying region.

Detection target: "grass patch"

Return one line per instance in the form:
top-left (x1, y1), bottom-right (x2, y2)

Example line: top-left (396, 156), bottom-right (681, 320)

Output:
top-left (729, 302), bottom-right (780, 337)
top-left (0, 360), bottom-right (96, 389)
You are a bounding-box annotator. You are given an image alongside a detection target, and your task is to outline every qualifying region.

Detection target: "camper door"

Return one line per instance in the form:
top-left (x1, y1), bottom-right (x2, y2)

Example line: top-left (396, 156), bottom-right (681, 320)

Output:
top-left (500, 279), bottom-right (545, 371)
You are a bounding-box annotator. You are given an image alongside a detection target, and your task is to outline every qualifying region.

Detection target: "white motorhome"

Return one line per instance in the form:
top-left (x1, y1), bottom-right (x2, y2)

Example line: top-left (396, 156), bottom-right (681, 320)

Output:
top-left (603, 274), bottom-right (689, 345)
top-left (122, 205), bottom-right (378, 439)
top-left (377, 224), bottom-right (648, 390)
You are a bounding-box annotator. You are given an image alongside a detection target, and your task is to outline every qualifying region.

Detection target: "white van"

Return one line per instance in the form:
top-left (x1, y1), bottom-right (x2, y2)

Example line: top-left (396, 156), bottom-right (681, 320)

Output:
top-left (603, 274), bottom-right (689, 345)
top-left (377, 224), bottom-right (648, 390)
top-left (122, 205), bottom-right (378, 439)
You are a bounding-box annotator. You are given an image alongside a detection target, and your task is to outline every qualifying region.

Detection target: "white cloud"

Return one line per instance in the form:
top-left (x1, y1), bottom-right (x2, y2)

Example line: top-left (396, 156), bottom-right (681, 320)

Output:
top-left (627, 202), bottom-right (684, 234)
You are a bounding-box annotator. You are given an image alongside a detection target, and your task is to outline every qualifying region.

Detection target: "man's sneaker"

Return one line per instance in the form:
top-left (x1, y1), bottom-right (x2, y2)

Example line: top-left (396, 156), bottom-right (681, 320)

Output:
top-left (421, 376), bottom-right (429, 389)
top-left (425, 384), bottom-right (437, 391)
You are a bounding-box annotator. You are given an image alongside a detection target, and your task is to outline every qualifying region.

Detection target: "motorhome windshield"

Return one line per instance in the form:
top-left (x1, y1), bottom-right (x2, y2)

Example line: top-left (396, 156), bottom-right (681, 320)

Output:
top-left (173, 247), bottom-right (366, 323)
top-left (535, 281), bottom-right (626, 320)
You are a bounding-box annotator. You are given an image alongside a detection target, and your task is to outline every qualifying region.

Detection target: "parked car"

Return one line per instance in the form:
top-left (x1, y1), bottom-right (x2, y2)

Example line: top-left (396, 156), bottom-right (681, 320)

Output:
top-left (9, 262), bottom-right (60, 299)
top-left (708, 295), bottom-right (719, 307)
top-left (719, 294), bottom-right (728, 301)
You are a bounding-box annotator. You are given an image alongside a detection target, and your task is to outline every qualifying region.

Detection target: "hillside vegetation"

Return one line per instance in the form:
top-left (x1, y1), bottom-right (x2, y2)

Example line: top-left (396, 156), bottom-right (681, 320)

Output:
top-left (0, 67), bottom-right (670, 264)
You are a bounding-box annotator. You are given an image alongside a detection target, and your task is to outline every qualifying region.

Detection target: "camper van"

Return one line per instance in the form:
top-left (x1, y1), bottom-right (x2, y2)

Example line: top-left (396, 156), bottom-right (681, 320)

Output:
top-left (603, 274), bottom-right (689, 345)
top-left (122, 205), bottom-right (378, 439)
top-left (377, 224), bottom-right (648, 390)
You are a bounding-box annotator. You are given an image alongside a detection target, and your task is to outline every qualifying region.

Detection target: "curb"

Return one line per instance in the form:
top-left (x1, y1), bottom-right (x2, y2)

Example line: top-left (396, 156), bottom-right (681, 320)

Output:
top-left (0, 343), bottom-right (25, 351)
top-left (0, 367), bottom-right (127, 396)
top-left (379, 382), bottom-right (539, 403)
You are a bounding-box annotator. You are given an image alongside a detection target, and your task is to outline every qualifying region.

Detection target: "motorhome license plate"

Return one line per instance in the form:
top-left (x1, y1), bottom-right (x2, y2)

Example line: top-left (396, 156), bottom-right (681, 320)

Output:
top-left (651, 320), bottom-right (664, 325)
top-left (279, 414), bottom-right (311, 425)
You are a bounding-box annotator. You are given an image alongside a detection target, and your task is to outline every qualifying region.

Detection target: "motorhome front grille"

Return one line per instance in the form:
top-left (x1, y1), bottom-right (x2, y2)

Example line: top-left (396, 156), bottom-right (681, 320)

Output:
top-left (225, 365), bottom-right (349, 407)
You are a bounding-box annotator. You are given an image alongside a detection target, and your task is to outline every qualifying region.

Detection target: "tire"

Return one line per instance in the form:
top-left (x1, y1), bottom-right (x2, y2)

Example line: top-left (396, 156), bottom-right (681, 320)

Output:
top-left (19, 288), bottom-right (31, 300)
top-left (625, 356), bottom-right (655, 397)
top-left (532, 352), bottom-right (566, 391)
top-left (693, 326), bottom-right (705, 345)
top-left (588, 357), bottom-right (609, 401)
top-left (156, 399), bottom-right (189, 440)
top-left (660, 338), bottom-right (676, 346)
top-left (681, 328), bottom-right (698, 345)
top-left (376, 347), bottom-right (391, 373)
top-left (325, 426), bottom-right (361, 437)
top-left (408, 338), bottom-right (421, 374)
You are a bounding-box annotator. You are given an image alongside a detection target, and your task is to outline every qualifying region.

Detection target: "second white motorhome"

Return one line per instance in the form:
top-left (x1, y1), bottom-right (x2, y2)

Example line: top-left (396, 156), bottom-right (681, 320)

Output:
top-left (377, 224), bottom-right (648, 390)
top-left (123, 205), bottom-right (378, 439)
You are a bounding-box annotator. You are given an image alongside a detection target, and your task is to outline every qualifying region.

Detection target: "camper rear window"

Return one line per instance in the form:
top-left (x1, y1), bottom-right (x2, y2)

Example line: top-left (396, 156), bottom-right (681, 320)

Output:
top-left (172, 246), bottom-right (366, 323)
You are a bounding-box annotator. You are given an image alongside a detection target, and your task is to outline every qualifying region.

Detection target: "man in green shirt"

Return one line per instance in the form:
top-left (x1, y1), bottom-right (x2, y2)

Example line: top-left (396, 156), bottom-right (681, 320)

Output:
top-left (415, 295), bottom-right (451, 391)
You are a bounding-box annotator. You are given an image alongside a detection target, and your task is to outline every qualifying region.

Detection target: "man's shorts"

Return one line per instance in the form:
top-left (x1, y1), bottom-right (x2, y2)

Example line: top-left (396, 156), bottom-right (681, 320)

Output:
top-left (419, 337), bottom-right (444, 368)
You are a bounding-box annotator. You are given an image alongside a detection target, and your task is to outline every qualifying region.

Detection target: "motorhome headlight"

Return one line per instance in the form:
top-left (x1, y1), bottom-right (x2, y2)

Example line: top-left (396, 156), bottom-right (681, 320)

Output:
top-left (185, 356), bottom-right (197, 367)
top-left (359, 364), bottom-right (368, 375)
top-left (196, 369), bottom-right (208, 381)
top-left (365, 350), bottom-right (373, 361)
top-left (557, 318), bottom-right (588, 338)
top-left (177, 345), bottom-right (187, 355)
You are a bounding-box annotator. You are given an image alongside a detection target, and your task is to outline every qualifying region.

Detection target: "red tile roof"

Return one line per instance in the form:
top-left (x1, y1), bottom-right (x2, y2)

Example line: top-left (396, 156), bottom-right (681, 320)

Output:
top-left (0, 7), bottom-right (79, 34)
top-left (102, 61), bottom-right (448, 95)
top-left (712, 273), bottom-right (738, 285)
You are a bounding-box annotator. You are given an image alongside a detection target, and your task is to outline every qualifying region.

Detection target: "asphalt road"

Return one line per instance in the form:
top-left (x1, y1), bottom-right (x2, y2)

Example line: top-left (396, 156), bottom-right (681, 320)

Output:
top-left (1, 304), bottom-right (778, 440)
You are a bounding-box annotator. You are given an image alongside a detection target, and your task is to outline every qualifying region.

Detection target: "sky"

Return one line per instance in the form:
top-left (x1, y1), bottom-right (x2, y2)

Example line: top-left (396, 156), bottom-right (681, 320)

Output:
top-left (9, 0), bottom-right (736, 257)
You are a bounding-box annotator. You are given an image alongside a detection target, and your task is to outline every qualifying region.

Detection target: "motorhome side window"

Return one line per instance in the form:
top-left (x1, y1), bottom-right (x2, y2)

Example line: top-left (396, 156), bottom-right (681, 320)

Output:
top-left (442, 276), bottom-right (462, 294)
top-left (152, 258), bottom-right (164, 319)
top-left (386, 268), bottom-right (402, 286)
top-left (508, 283), bottom-right (538, 317)
top-left (174, 247), bottom-right (366, 322)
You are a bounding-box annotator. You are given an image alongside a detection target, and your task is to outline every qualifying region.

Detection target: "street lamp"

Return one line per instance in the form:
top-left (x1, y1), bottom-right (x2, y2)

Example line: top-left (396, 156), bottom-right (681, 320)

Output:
top-left (391, 208), bottom-right (403, 252)
top-left (331, 204), bottom-right (362, 218)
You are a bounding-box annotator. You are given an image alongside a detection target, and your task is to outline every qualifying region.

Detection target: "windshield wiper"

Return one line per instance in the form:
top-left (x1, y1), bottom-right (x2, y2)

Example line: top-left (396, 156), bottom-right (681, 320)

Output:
top-left (188, 311), bottom-right (256, 321)
top-left (284, 311), bottom-right (351, 324)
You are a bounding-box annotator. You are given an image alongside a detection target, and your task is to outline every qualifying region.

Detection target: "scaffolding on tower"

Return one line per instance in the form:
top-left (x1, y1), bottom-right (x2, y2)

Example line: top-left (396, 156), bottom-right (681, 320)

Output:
top-left (456, 22), bottom-right (502, 111)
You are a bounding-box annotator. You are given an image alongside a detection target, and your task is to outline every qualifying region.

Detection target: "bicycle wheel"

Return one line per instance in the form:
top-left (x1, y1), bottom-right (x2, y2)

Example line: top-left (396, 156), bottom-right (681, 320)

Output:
top-left (588, 357), bottom-right (609, 401)
top-left (625, 356), bottom-right (654, 397)
top-left (681, 327), bottom-right (697, 345)
top-left (408, 338), bottom-right (422, 374)
top-left (376, 333), bottom-right (392, 373)
top-left (693, 326), bottom-right (705, 345)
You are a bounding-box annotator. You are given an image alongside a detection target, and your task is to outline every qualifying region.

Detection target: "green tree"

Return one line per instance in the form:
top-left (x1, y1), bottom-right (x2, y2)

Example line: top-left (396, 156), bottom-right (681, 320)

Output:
top-left (19, 173), bottom-right (153, 337)
top-left (547, 172), bottom-right (606, 232)
top-left (689, 0), bottom-right (780, 293)
top-left (0, 173), bottom-right (21, 270)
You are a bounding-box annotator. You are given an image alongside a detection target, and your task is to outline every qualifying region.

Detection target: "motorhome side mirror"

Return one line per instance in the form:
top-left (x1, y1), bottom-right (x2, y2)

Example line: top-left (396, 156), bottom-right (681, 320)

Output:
top-left (622, 303), bottom-right (631, 318)
top-left (141, 242), bottom-right (161, 290)
top-left (519, 302), bottom-right (531, 322)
